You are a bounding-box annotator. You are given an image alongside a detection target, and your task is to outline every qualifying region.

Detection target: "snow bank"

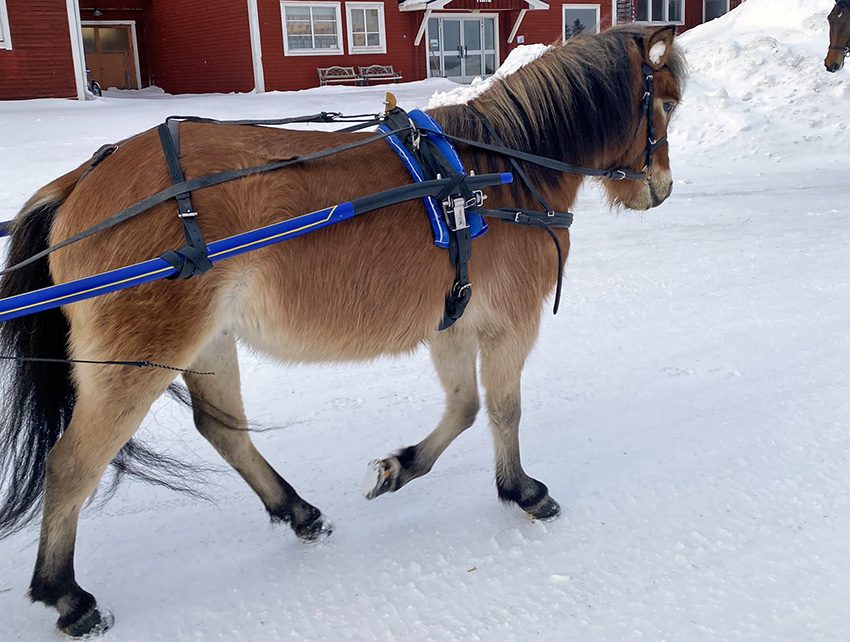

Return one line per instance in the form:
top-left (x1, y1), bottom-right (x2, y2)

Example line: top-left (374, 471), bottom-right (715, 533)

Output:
top-left (673, 0), bottom-right (849, 158)
top-left (426, 44), bottom-right (550, 109)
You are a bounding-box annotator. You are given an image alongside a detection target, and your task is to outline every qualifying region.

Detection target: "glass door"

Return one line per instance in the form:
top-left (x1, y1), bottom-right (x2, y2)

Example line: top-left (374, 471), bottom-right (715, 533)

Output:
top-left (427, 17), bottom-right (497, 84)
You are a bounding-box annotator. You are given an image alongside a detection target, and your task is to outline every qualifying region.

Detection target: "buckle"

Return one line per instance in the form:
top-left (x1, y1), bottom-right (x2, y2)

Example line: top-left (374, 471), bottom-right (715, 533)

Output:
top-left (442, 195), bottom-right (469, 231)
top-left (178, 210), bottom-right (198, 218)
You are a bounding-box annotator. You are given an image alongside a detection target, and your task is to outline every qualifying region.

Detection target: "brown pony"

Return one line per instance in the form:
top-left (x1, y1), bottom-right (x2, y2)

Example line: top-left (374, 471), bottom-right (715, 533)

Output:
top-left (0, 25), bottom-right (685, 637)
top-left (826, 0), bottom-right (850, 72)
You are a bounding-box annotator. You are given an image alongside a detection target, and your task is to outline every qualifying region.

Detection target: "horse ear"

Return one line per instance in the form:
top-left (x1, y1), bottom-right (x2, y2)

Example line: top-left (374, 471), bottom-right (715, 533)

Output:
top-left (642, 25), bottom-right (677, 70)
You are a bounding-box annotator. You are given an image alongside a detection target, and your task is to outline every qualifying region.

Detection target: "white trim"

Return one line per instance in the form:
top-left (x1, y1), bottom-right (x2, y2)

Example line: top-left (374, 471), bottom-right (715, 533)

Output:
top-left (634, 0), bottom-right (686, 25)
top-left (247, 0), bottom-right (266, 92)
top-left (414, 8), bottom-right (432, 47)
top-left (345, 2), bottom-right (387, 55)
top-left (281, 1), bottom-right (343, 56)
top-left (611, 0), bottom-right (617, 25)
top-left (508, 8), bottom-right (527, 44)
top-left (81, 20), bottom-right (143, 90)
top-left (66, 0), bottom-right (87, 100)
top-left (563, 3), bottom-right (601, 41)
top-left (0, 0), bottom-right (12, 50)
top-left (703, 0), bottom-right (730, 22)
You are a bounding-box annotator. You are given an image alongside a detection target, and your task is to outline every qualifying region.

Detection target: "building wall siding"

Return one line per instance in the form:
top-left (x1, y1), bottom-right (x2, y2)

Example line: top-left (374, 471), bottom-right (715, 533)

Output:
top-left (0, 0), bottom-right (76, 100)
top-left (259, 0), bottom-right (420, 93)
top-left (146, 0), bottom-right (254, 94)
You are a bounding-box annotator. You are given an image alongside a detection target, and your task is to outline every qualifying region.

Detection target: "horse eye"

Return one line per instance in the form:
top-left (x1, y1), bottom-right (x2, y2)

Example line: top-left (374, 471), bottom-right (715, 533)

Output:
top-left (663, 101), bottom-right (675, 114)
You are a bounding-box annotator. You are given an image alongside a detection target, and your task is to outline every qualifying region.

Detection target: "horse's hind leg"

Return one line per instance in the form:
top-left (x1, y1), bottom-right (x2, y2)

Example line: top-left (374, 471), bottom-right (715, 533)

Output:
top-left (365, 325), bottom-right (479, 499)
top-left (479, 327), bottom-right (561, 520)
top-left (183, 331), bottom-right (331, 541)
top-left (29, 366), bottom-right (176, 637)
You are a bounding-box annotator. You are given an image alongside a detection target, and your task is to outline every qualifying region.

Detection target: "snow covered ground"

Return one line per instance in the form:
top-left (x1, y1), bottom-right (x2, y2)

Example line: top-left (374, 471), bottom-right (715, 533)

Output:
top-left (1, 1), bottom-right (849, 640)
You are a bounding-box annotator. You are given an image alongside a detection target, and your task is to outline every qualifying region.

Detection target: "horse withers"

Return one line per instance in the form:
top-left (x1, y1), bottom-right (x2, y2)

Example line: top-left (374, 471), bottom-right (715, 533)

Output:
top-left (0, 26), bottom-right (686, 637)
top-left (826, 0), bottom-right (850, 72)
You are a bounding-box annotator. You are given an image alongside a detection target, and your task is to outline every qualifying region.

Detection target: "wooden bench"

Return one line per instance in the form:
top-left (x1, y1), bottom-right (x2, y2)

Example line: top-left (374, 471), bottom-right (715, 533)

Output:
top-left (317, 66), bottom-right (363, 86)
top-left (358, 65), bottom-right (403, 85)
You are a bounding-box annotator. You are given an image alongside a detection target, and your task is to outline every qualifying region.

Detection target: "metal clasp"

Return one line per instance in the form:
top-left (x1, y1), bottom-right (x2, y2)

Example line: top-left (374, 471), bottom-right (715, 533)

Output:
top-left (178, 210), bottom-right (198, 218)
top-left (443, 195), bottom-right (469, 231)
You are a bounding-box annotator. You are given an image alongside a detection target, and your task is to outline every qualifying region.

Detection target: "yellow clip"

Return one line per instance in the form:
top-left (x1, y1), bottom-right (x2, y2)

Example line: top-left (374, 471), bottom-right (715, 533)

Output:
top-left (384, 92), bottom-right (398, 114)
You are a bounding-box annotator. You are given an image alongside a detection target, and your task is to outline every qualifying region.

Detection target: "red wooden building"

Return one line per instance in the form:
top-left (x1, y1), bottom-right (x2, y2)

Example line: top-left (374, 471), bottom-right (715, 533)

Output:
top-left (0, 0), bottom-right (743, 100)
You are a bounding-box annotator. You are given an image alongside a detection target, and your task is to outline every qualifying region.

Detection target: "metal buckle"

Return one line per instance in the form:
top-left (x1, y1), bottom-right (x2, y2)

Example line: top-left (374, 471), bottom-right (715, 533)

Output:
top-left (612, 170), bottom-right (627, 181)
top-left (178, 210), bottom-right (198, 219)
top-left (408, 119), bottom-right (421, 150)
top-left (443, 195), bottom-right (469, 231)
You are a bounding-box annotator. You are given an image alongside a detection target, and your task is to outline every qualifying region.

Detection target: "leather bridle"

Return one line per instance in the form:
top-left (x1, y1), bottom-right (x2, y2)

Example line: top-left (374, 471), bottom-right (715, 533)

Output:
top-left (830, 0), bottom-right (850, 57)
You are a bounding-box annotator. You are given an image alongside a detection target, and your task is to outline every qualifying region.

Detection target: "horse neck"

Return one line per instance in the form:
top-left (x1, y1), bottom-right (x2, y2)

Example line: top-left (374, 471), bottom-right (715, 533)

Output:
top-left (429, 102), bottom-right (584, 211)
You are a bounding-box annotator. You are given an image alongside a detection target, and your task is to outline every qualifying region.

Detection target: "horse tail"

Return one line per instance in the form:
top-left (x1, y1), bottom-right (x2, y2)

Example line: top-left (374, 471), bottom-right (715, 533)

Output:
top-left (0, 168), bottom-right (208, 538)
top-left (0, 171), bottom-right (83, 537)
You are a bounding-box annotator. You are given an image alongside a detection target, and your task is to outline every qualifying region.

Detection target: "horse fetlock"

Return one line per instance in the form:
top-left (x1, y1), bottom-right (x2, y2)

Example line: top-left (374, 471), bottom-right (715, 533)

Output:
top-left (37, 585), bottom-right (113, 638)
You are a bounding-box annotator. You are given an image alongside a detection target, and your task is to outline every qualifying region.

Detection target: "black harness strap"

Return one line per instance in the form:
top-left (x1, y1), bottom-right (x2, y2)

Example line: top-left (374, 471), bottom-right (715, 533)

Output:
top-left (156, 122), bottom-right (213, 279)
top-left (383, 107), bottom-right (476, 330)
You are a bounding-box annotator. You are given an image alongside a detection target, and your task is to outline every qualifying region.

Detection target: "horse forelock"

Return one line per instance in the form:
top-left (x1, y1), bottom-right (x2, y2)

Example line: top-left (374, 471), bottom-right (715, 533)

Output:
top-left (433, 26), bottom-right (686, 178)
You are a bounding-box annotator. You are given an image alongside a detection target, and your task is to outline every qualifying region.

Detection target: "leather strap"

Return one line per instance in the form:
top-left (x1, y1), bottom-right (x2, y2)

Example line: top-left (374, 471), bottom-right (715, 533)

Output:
top-left (156, 123), bottom-right (213, 279)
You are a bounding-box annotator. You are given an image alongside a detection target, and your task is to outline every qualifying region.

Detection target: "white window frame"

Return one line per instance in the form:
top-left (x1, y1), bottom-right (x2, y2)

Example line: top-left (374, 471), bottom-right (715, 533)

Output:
top-left (703, 0), bottom-right (730, 22)
top-left (281, 1), bottom-right (343, 56)
top-left (346, 2), bottom-right (387, 55)
top-left (562, 4), bottom-right (601, 42)
top-left (0, 0), bottom-right (12, 51)
top-left (635, 0), bottom-right (685, 25)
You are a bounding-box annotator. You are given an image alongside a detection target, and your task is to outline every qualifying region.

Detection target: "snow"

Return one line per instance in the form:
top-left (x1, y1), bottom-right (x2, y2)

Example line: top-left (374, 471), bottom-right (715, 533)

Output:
top-left (426, 44), bottom-right (551, 108)
top-left (2, 1), bottom-right (850, 639)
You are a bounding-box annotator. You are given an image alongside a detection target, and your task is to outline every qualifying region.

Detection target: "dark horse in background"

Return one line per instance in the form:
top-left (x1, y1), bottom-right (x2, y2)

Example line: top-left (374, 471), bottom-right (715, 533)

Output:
top-left (0, 26), bottom-right (685, 637)
top-left (826, 0), bottom-right (850, 72)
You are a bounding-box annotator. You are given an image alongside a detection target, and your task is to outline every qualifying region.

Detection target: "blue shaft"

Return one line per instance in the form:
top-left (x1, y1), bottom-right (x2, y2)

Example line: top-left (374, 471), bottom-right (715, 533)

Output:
top-left (0, 202), bottom-right (356, 323)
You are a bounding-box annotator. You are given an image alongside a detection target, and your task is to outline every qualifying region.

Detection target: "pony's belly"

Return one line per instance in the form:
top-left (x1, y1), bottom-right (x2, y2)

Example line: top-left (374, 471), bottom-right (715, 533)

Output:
top-left (231, 315), bottom-right (429, 363)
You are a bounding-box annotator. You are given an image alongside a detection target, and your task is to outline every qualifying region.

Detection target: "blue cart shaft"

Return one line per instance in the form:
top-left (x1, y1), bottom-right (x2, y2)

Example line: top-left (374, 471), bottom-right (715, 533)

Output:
top-left (0, 202), bottom-right (355, 323)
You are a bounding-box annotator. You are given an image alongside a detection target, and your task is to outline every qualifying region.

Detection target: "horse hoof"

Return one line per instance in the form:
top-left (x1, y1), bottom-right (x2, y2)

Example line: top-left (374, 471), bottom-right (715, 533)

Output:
top-left (296, 514), bottom-right (334, 544)
top-left (525, 495), bottom-right (561, 522)
top-left (61, 606), bottom-right (114, 639)
top-left (363, 457), bottom-right (401, 500)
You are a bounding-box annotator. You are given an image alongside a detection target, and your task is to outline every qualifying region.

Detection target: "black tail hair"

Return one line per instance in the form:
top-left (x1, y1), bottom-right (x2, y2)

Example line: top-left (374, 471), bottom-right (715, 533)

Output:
top-left (0, 198), bottom-right (208, 538)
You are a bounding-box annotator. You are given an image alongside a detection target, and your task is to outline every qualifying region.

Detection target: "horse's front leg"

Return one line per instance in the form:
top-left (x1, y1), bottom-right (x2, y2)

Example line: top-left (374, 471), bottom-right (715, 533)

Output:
top-left (478, 326), bottom-right (561, 520)
top-left (364, 324), bottom-right (479, 499)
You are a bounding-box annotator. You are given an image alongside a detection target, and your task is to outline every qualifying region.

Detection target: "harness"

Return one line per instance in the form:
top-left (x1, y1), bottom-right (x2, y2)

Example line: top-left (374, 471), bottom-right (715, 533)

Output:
top-left (0, 65), bottom-right (664, 335)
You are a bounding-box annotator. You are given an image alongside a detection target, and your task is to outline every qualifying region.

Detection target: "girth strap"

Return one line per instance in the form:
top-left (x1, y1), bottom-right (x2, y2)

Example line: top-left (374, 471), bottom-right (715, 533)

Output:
top-left (156, 122), bottom-right (213, 279)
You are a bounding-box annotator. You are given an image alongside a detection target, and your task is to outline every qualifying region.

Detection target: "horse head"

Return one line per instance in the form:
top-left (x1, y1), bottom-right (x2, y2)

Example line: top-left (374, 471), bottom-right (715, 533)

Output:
top-left (601, 25), bottom-right (684, 211)
top-left (826, 0), bottom-right (850, 72)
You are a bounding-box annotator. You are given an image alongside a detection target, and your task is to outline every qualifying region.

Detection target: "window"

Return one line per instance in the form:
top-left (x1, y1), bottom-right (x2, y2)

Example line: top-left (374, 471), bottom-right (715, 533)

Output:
top-left (563, 5), bottom-right (601, 41)
top-left (704, 0), bottom-right (729, 22)
top-left (0, 0), bottom-right (12, 51)
top-left (346, 2), bottom-right (386, 54)
top-left (635, 0), bottom-right (684, 24)
top-left (281, 2), bottom-right (343, 55)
